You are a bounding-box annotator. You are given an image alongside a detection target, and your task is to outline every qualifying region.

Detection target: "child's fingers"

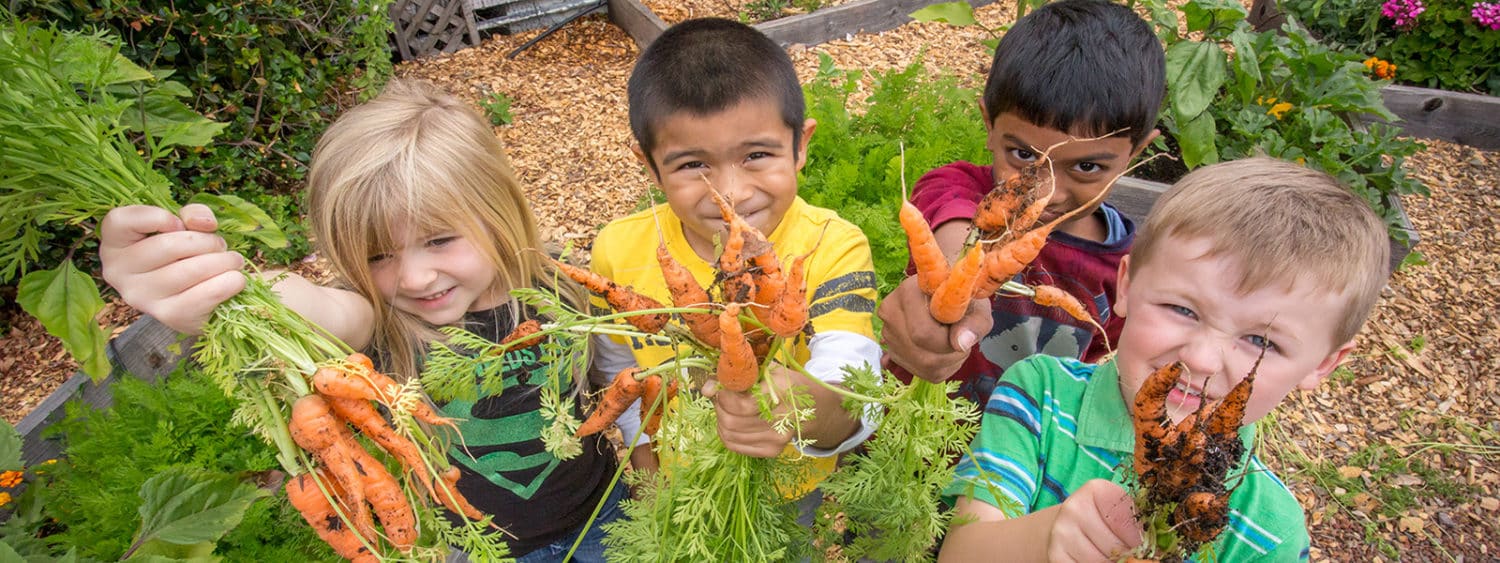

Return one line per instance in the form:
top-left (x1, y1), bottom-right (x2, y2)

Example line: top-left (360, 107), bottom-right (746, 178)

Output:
top-left (877, 277), bottom-right (976, 382)
top-left (177, 203), bottom-right (220, 232)
top-left (99, 205), bottom-right (187, 250)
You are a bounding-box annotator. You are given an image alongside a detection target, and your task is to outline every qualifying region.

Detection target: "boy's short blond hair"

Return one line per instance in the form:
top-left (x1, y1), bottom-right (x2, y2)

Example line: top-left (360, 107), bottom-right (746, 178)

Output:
top-left (1130, 157), bottom-right (1389, 345)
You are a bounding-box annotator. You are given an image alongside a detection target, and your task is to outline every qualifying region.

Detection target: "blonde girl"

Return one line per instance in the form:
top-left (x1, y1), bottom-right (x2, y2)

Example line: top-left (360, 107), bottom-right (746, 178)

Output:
top-left (100, 79), bottom-right (630, 561)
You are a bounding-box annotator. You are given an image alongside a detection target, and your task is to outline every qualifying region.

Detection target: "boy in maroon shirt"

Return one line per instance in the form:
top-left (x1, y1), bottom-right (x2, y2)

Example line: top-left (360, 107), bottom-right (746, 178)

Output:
top-left (879, 0), bottom-right (1165, 404)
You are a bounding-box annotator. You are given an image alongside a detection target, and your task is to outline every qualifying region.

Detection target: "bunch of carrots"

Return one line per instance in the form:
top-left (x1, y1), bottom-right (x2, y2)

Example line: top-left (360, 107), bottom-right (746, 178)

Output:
top-left (1128, 356), bottom-right (1259, 560)
top-left (899, 142), bottom-right (1111, 333)
top-left (284, 353), bottom-right (493, 562)
top-left (555, 186), bottom-right (814, 443)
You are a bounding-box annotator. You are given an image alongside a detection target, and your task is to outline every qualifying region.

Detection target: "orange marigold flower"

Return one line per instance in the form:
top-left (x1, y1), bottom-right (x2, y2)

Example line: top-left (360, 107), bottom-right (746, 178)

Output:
top-left (1267, 101), bottom-right (1295, 120)
top-left (0, 492), bottom-right (11, 507)
top-left (0, 470), bottom-right (23, 488)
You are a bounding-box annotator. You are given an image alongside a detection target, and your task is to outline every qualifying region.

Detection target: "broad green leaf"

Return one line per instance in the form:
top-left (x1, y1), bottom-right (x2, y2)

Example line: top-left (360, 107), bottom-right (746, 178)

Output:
top-left (1227, 28), bottom-right (1262, 104)
top-left (909, 2), bottom-right (977, 26)
top-left (0, 541), bottom-right (24, 563)
top-left (188, 193), bottom-right (289, 251)
top-left (1175, 111), bottom-right (1220, 168)
top-left (1165, 40), bottom-right (1227, 120)
top-left (17, 262), bottom-right (111, 381)
top-left (1182, 0), bottom-right (1247, 35)
top-left (0, 419), bottom-right (20, 471)
top-left (133, 466), bottom-right (267, 547)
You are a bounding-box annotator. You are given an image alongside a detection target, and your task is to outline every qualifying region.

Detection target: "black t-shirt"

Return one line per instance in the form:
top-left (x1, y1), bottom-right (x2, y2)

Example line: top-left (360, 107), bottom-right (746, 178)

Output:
top-left (432, 303), bottom-right (618, 555)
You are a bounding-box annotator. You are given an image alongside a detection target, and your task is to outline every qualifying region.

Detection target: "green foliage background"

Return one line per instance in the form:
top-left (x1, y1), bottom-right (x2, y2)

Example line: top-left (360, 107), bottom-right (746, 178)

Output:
top-left (1283, 0), bottom-right (1500, 95)
top-left (12, 0), bottom-right (395, 267)
top-left (800, 54), bottom-right (990, 295)
top-left (33, 368), bottom-right (331, 561)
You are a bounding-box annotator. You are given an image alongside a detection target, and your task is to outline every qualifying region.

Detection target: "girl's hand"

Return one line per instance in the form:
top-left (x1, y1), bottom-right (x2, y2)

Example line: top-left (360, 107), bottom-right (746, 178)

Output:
top-left (1048, 479), bottom-right (1144, 562)
top-left (702, 378), bottom-right (791, 458)
top-left (99, 204), bottom-right (246, 335)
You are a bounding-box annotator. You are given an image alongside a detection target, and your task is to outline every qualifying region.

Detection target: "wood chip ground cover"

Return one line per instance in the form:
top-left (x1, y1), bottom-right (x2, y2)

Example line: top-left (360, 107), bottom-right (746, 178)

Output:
top-left (3, 5), bottom-right (1496, 559)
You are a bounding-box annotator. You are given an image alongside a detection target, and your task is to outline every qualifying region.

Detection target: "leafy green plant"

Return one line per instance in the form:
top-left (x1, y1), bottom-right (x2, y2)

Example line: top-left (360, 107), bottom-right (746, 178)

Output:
top-left (16, 0), bottom-right (396, 266)
top-left (4, 371), bottom-right (332, 561)
top-left (1284, 0), bottom-right (1500, 95)
top-left (800, 54), bottom-right (991, 295)
top-left (481, 91), bottom-right (515, 126)
top-left (1139, 0), bottom-right (1427, 237)
top-left (740, 0), bottom-right (829, 22)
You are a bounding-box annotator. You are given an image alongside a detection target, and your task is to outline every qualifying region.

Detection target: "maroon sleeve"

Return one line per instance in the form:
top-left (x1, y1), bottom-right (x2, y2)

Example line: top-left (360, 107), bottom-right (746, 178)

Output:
top-left (910, 161), bottom-right (994, 230)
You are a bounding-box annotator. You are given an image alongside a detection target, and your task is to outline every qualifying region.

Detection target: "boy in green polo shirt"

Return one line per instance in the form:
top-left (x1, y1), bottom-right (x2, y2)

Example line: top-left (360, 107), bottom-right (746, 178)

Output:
top-left (938, 158), bottom-right (1391, 561)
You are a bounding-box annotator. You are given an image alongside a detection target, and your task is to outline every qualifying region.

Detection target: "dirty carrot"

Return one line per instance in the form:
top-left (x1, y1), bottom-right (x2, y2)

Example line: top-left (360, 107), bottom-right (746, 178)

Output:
top-left (313, 363), bottom-right (456, 429)
top-left (928, 245), bottom-right (985, 324)
top-left (325, 396), bottom-right (434, 498)
top-left (900, 200), bottom-right (949, 296)
top-left (716, 304), bottom-right (760, 392)
top-left (657, 241), bottom-right (721, 348)
top-left (640, 374), bottom-right (679, 436)
top-left (550, 257), bottom-right (669, 334)
top-left (434, 466), bottom-right (486, 521)
top-left (576, 367), bottom-right (646, 438)
top-left (353, 445), bottom-right (418, 552)
top-left (973, 163), bottom-right (1044, 235)
top-left (1206, 353), bottom-right (1260, 439)
top-left (289, 395), bottom-right (375, 542)
top-left (763, 251), bottom-right (809, 338)
top-left (286, 472), bottom-right (378, 563)
top-left (498, 319), bottom-right (546, 350)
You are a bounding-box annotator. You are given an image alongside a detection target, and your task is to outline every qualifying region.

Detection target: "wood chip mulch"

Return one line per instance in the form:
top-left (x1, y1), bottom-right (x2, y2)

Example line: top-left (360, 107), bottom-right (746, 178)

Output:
top-left (2, 4), bottom-right (1496, 559)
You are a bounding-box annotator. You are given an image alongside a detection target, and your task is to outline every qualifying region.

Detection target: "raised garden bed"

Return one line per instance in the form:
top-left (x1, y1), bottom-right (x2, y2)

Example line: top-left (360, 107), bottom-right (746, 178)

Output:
top-left (609, 0), bottom-right (998, 48)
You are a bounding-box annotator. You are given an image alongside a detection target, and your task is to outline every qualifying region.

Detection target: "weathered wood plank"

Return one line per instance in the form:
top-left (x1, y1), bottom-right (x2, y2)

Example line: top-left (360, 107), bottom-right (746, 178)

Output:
top-left (15, 316), bottom-right (184, 467)
top-left (756, 0), bottom-right (997, 48)
top-left (607, 0), bottom-right (667, 48)
top-left (1358, 85), bottom-right (1500, 150)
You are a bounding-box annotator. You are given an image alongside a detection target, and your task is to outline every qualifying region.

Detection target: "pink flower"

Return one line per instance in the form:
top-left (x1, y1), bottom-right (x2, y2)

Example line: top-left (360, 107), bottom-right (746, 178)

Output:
top-left (1474, 1), bottom-right (1500, 29)
top-left (1382, 0), bottom-right (1426, 29)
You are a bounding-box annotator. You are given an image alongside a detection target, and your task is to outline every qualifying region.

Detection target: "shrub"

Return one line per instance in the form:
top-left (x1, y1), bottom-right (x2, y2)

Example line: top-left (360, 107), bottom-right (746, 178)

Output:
top-left (1285, 0), bottom-right (1500, 95)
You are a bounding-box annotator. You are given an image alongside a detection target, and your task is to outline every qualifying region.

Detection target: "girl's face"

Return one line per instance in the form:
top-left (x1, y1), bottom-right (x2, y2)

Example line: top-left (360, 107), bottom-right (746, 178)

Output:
top-left (367, 220), bottom-right (504, 326)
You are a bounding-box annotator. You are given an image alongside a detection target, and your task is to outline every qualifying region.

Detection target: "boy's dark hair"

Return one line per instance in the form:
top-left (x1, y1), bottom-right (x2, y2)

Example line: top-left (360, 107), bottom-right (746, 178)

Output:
top-left (983, 0), bottom-right (1165, 147)
top-left (627, 18), bottom-right (805, 173)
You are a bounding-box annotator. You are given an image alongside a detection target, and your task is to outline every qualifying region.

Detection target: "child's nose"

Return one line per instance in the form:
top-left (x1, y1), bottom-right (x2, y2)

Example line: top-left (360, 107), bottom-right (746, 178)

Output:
top-left (1178, 334), bottom-right (1226, 382)
top-left (397, 259), bottom-right (437, 292)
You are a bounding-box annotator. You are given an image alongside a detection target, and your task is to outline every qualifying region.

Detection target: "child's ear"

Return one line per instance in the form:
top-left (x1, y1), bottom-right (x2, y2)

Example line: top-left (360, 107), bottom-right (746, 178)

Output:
top-left (794, 118), bottom-right (818, 171)
top-left (1112, 255), bottom-right (1132, 318)
top-left (630, 143), bottom-right (660, 182)
top-left (1298, 339), bottom-right (1355, 390)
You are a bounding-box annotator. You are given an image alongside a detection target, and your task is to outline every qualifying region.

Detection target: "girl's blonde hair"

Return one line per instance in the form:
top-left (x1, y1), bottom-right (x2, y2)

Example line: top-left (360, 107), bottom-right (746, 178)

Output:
top-left (305, 79), bottom-right (580, 379)
top-left (1130, 157), bottom-right (1390, 346)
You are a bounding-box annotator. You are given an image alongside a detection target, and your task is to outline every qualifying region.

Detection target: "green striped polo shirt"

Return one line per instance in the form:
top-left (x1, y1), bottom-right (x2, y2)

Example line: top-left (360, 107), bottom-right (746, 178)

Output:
top-left (944, 355), bottom-right (1310, 561)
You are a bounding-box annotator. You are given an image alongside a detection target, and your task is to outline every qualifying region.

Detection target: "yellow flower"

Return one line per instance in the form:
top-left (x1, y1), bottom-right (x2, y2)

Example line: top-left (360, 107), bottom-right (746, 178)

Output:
top-left (0, 492), bottom-right (11, 507)
top-left (1364, 56), bottom-right (1378, 70)
top-left (0, 470), bottom-right (23, 488)
top-left (1296, 157), bottom-right (1307, 165)
top-left (1267, 101), bottom-right (1294, 120)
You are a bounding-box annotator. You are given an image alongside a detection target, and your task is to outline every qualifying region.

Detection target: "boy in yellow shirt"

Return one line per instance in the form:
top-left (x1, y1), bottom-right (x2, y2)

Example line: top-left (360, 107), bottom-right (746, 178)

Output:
top-left (590, 17), bottom-right (880, 507)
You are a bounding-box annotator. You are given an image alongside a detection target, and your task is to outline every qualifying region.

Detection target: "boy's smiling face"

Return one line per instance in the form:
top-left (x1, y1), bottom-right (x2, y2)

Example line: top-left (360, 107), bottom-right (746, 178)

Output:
top-left (636, 97), bottom-right (815, 263)
top-left (983, 110), bottom-right (1153, 242)
top-left (1112, 234), bottom-right (1355, 427)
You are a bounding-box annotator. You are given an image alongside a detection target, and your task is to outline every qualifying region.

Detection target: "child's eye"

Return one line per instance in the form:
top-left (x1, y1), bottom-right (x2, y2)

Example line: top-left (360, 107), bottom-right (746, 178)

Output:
top-left (1246, 334), bottom-right (1278, 351)
top-left (367, 252), bottom-right (391, 265)
top-left (1166, 304), bottom-right (1197, 319)
top-left (427, 236), bottom-right (457, 248)
top-left (676, 161), bottom-right (707, 171)
top-left (746, 151), bottom-right (772, 161)
top-left (1074, 161), bottom-right (1103, 174)
top-left (1009, 148), bottom-right (1038, 162)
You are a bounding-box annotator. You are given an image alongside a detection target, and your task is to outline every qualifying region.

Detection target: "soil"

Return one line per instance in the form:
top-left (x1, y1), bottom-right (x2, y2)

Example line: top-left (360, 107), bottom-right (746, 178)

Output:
top-left (3, 2), bottom-right (1496, 560)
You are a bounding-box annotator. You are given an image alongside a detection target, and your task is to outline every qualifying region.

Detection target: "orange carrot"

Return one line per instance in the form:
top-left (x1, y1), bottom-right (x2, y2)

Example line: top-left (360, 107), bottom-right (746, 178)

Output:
top-left (716, 304), bottom-right (760, 392)
top-left (1206, 354), bottom-right (1260, 439)
top-left (928, 245), bottom-right (985, 324)
top-left (763, 251), bottom-right (809, 338)
top-left (499, 319), bottom-right (546, 350)
top-left (900, 200), bottom-right (949, 295)
top-left (353, 446), bottom-right (418, 552)
top-left (1030, 285), bottom-right (1093, 324)
top-left (551, 257), bottom-right (669, 334)
top-left (434, 466), bottom-right (485, 522)
top-left (657, 242), bottom-right (721, 348)
top-left (971, 228), bottom-right (1048, 298)
top-left (639, 374), bottom-right (679, 436)
top-left (1174, 491), bottom-right (1231, 543)
top-left (576, 367), bottom-right (646, 438)
top-left (973, 164), bottom-right (1044, 235)
top-left (1132, 362), bottom-right (1185, 476)
top-left (289, 395), bottom-right (375, 542)
top-left (325, 396), bottom-right (434, 498)
top-left (312, 364), bottom-right (456, 429)
top-left (285, 472), bottom-right (378, 563)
